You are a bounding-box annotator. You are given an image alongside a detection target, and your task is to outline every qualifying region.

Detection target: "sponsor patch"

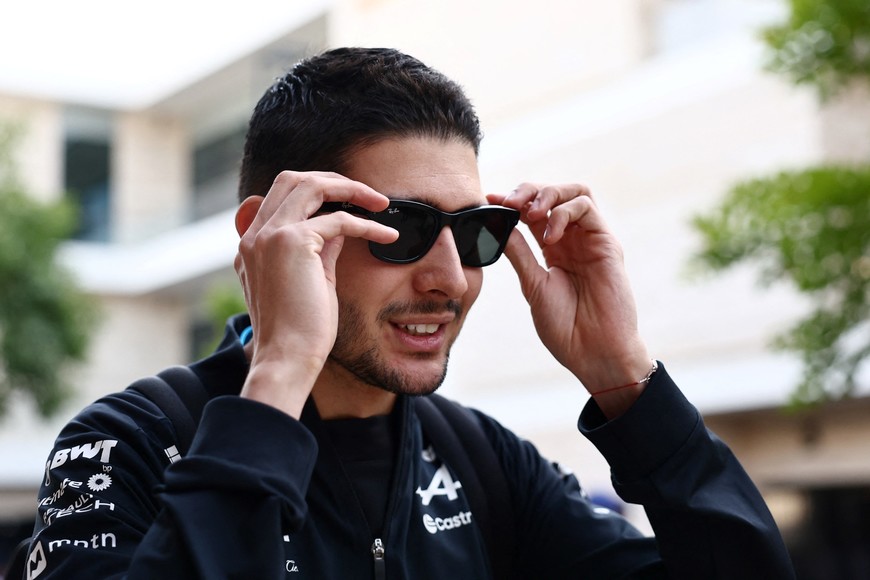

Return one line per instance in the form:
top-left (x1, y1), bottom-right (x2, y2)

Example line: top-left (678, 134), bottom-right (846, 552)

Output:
top-left (422, 511), bottom-right (473, 534)
top-left (43, 496), bottom-right (115, 526)
top-left (27, 541), bottom-right (47, 580)
top-left (49, 440), bottom-right (118, 471)
top-left (416, 464), bottom-right (463, 506)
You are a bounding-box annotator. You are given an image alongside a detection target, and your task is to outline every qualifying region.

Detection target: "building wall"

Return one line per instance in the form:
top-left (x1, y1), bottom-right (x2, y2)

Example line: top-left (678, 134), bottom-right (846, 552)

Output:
top-left (330, 0), bottom-right (651, 126)
top-left (0, 94), bottom-right (63, 202)
top-left (706, 399), bottom-right (870, 492)
top-left (113, 111), bottom-right (191, 242)
top-left (818, 81), bottom-right (870, 164)
top-left (705, 397), bottom-right (870, 542)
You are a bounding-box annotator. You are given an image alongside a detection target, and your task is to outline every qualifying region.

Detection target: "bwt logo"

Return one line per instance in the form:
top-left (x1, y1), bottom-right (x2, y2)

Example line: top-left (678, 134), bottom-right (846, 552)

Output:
top-left (49, 440), bottom-right (117, 471)
top-left (422, 511), bottom-right (473, 534)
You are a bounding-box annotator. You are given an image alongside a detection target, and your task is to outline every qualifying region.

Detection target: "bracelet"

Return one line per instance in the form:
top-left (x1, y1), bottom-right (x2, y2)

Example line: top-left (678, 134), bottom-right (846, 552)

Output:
top-left (594, 359), bottom-right (658, 396)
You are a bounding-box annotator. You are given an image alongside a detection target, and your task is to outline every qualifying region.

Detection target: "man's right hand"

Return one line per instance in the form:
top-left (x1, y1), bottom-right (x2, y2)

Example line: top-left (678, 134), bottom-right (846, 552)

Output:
top-left (232, 171), bottom-right (398, 418)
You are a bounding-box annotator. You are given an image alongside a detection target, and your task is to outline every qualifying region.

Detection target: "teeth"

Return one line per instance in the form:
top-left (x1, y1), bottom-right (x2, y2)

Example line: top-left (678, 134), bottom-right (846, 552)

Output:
top-left (400, 324), bottom-right (439, 335)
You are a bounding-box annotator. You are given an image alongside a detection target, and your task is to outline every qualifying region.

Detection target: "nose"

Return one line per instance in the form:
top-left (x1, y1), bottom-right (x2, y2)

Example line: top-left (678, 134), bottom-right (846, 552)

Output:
top-left (411, 226), bottom-right (470, 298)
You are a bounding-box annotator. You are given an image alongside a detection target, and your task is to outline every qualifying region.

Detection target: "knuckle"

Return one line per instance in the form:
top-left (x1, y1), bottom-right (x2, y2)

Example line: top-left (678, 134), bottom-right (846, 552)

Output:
top-left (240, 223), bottom-right (302, 257)
top-left (271, 170), bottom-right (300, 189)
top-left (237, 234), bottom-right (256, 255)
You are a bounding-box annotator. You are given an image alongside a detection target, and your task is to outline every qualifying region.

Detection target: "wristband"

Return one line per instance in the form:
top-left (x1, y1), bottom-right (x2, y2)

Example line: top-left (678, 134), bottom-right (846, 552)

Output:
top-left (594, 359), bottom-right (658, 396)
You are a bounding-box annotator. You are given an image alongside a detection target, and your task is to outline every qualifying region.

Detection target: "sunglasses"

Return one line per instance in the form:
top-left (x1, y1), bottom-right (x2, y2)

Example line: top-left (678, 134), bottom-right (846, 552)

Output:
top-left (318, 199), bottom-right (520, 267)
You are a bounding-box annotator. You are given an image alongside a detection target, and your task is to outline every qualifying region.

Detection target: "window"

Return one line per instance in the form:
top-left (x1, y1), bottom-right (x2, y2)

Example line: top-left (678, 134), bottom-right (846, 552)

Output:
top-left (192, 125), bottom-right (247, 219)
top-left (63, 108), bottom-right (112, 242)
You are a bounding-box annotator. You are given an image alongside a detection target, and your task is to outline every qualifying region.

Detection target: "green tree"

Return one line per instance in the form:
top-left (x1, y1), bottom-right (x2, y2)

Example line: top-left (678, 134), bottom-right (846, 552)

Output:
top-left (763, 0), bottom-right (870, 100)
top-left (691, 0), bottom-right (870, 406)
top-left (199, 284), bottom-right (247, 358)
top-left (691, 167), bottom-right (870, 405)
top-left (0, 123), bottom-right (97, 418)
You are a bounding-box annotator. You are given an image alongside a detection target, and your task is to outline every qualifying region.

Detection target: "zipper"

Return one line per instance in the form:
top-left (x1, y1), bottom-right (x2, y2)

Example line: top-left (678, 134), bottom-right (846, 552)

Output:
top-left (369, 397), bottom-right (412, 579)
top-left (372, 538), bottom-right (386, 579)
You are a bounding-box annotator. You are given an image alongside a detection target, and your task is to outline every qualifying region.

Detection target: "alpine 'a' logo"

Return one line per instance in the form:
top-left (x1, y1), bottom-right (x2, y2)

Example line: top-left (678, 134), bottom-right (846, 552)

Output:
top-left (416, 464), bottom-right (462, 506)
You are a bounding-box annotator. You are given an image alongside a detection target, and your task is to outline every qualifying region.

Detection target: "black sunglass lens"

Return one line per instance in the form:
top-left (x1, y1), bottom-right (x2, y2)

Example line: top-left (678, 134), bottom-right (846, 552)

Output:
top-left (455, 211), bottom-right (514, 266)
top-left (370, 206), bottom-right (437, 262)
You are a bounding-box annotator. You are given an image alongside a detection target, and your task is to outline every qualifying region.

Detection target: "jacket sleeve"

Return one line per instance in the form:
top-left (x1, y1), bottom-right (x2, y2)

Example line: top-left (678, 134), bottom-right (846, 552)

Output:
top-left (28, 394), bottom-right (317, 580)
top-left (476, 362), bottom-right (795, 579)
top-left (578, 362), bottom-right (796, 579)
top-left (476, 407), bottom-right (666, 579)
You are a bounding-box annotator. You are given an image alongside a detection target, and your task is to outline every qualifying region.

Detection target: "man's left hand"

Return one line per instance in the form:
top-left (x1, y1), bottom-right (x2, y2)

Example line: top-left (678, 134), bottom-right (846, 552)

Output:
top-left (492, 183), bottom-right (652, 418)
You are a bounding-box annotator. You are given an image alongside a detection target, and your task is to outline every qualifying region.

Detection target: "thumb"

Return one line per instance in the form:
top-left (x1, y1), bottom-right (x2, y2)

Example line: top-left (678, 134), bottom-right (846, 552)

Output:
top-left (502, 229), bottom-right (547, 304)
top-left (320, 235), bottom-right (346, 281)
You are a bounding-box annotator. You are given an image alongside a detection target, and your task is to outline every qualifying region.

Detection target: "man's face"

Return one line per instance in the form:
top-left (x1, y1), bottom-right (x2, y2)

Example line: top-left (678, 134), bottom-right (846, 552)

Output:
top-left (324, 136), bottom-right (485, 397)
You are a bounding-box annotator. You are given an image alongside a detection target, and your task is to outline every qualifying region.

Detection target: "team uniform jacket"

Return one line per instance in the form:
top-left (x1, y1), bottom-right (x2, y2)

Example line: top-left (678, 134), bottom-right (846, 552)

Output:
top-left (25, 316), bottom-right (795, 579)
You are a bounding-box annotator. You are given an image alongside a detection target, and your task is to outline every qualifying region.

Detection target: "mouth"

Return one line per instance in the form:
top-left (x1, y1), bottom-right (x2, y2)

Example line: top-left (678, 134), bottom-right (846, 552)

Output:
top-left (397, 323), bottom-right (441, 336)
top-left (382, 300), bottom-right (463, 350)
top-left (390, 318), bottom-right (452, 352)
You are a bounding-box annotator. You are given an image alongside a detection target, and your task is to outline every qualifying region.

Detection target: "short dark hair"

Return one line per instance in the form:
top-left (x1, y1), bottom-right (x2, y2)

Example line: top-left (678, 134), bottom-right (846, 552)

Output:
top-left (237, 47), bottom-right (483, 201)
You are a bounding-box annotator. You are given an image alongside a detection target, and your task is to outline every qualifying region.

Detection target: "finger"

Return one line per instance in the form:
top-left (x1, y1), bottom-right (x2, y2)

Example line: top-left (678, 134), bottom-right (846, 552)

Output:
top-left (505, 183), bottom-right (597, 222)
top-left (487, 191), bottom-right (549, 249)
top-left (500, 182), bottom-right (543, 212)
top-left (486, 193), bottom-right (506, 205)
top-left (500, 229), bottom-right (548, 303)
top-left (237, 212), bottom-right (398, 281)
top-left (250, 171), bottom-right (390, 235)
top-left (307, 212), bottom-right (399, 246)
top-left (319, 235), bottom-right (346, 282)
top-left (543, 194), bottom-right (609, 244)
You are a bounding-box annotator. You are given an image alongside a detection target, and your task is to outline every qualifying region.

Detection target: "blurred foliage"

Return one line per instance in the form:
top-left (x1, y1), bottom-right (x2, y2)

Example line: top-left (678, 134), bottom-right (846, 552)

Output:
top-left (691, 0), bottom-right (870, 407)
top-left (0, 123), bottom-right (98, 418)
top-left (691, 166), bottom-right (870, 406)
top-left (199, 284), bottom-right (247, 358)
top-left (762, 0), bottom-right (870, 99)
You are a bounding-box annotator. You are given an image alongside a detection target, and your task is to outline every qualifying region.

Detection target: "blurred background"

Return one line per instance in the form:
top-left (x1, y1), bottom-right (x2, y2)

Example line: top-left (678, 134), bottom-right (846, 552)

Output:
top-left (1, 0), bottom-right (869, 577)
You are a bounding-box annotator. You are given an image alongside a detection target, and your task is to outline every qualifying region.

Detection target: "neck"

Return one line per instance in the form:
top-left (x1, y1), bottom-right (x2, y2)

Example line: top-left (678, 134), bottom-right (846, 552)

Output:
top-left (312, 363), bottom-right (397, 420)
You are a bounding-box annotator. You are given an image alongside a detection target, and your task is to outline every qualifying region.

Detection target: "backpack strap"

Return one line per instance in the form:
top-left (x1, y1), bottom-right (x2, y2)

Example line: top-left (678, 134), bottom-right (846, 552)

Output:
top-left (128, 365), bottom-right (209, 458)
top-left (416, 394), bottom-right (518, 580)
top-left (6, 537), bottom-right (31, 580)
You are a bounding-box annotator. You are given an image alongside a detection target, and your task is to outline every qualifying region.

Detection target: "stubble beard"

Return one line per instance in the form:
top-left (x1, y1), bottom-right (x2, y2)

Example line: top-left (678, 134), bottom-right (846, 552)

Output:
top-left (328, 299), bottom-right (462, 396)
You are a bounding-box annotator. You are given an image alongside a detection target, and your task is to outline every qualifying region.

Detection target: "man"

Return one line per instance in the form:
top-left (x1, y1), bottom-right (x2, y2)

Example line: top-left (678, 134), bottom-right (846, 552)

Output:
top-left (24, 47), bottom-right (795, 579)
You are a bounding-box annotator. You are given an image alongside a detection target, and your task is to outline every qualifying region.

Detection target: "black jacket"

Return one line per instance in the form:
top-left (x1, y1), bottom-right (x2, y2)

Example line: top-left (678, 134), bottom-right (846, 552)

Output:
top-left (26, 316), bottom-right (795, 579)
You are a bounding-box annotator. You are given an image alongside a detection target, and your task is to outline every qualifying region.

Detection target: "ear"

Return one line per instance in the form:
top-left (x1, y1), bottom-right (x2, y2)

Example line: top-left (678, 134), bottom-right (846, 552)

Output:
top-left (235, 196), bottom-right (264, 236)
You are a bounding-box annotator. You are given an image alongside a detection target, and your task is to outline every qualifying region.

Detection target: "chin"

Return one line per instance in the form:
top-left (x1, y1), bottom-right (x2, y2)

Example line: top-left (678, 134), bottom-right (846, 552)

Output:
top-left (379, 359), bottom-right (449, 397)
top-left (392, 381), bottom-right (443, 397)
top-left (330, 347), bottom-right (450, 397)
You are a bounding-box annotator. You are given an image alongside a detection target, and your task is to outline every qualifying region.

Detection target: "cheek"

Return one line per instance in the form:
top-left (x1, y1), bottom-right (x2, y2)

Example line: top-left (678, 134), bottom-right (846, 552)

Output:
top-left (334, 238), bottom-right (403, 299)
top-left (464, 269), bottom-right (484, 306)
top-left (334, 238), bottom-right (373, 291)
